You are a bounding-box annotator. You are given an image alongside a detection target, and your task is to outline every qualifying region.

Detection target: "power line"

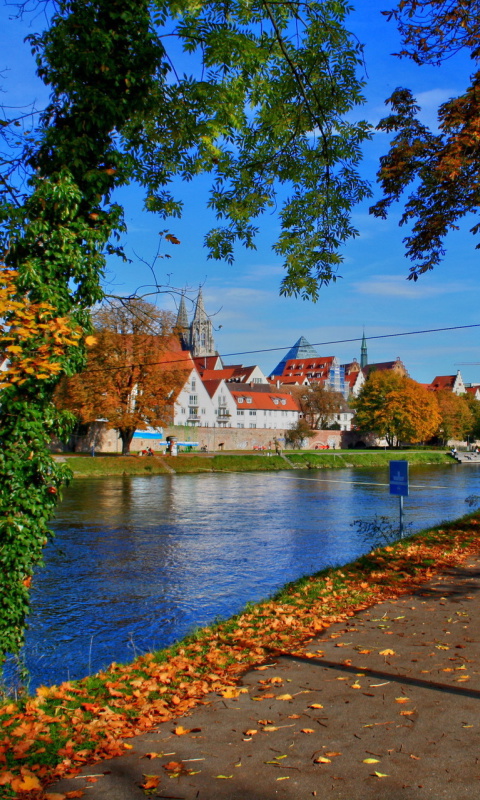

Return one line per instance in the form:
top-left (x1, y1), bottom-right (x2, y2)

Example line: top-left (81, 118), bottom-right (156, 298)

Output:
top-left (84, 321), bottom-right (480, 374)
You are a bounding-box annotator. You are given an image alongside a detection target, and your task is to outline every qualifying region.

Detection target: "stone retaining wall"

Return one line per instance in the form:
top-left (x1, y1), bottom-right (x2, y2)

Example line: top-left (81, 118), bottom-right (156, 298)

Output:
top-left (51, 423), bottom-right (364, 453)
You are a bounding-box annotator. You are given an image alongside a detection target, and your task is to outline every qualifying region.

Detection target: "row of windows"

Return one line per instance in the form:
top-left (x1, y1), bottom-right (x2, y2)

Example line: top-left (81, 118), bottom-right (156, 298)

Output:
top-left (237, 396), bottom-right (288, 406)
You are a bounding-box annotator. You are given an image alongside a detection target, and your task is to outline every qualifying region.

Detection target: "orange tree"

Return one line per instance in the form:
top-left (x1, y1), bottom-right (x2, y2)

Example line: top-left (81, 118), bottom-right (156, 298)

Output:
top-left (353, 370), bottom-right (441, 446)
top-left (0, 0), bottom-right (371, 665)
top-left (55, 300), bottom-right (191, 454)
top-left (370, 0), bottom-right (480, 278)
top-left (436, 390), bottom-right (474, 443)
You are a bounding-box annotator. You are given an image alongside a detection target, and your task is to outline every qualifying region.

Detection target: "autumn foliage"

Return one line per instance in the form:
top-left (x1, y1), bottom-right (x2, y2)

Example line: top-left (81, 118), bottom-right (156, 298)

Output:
top-left (54, 300), bottom-right (191, 453)
top-left (436, 389), bottom-right (474, 443)
top-left (0, 269), bottom-right (84, 388)
top-left (371, 0), bottom-right (480, 277)
top-left (353, 371), bottom-right (441, 446)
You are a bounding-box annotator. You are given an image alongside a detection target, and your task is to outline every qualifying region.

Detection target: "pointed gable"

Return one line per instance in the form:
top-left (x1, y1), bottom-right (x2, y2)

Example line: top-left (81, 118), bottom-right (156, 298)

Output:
top-left (270, 336), bottom-right (320, 377)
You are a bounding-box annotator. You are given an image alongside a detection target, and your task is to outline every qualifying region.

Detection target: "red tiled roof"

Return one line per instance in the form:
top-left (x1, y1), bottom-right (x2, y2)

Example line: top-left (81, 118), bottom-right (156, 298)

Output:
top-left (193, 355), bottom-right (222, 372)
top-left (271, 355), bottom-right (335, 383)
top-left (201, 379), bottom-right (225, 398)
top-left (230, 390), bottom-right (300, 412)
top-left (430, 375), bottom-right (456, 390)
top-left (197, 365), bottom-right (259, 383)
top-left (344, 372), bottom-right (359, 388)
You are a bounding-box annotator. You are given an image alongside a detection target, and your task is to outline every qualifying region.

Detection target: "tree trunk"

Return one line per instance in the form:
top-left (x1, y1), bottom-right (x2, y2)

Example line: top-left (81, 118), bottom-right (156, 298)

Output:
top-left (119, 428), bottom-right (136, 455)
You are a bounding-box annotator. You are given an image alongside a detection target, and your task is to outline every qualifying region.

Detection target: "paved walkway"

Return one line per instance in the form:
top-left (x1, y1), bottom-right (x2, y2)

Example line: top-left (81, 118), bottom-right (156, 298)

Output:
top-left (454, 452), bottom-right (480, 463)
top-left (51, 555), bottom-right (480, 800)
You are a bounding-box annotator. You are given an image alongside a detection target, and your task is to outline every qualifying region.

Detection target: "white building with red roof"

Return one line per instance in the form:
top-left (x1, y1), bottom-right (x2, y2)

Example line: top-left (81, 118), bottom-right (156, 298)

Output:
top-left (429, 370), bottom-right (466, 395)
top-left (230, 386), bottom-right (300, 430)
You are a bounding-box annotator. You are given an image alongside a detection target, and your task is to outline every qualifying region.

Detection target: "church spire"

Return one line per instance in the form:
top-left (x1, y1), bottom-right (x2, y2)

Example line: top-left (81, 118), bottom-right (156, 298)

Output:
top-left (189, 287), bottom-right (215, 357)
top-left (360, 330), bottom-right (368, 369)
top-left (175, 294), bottom-right (190, 350)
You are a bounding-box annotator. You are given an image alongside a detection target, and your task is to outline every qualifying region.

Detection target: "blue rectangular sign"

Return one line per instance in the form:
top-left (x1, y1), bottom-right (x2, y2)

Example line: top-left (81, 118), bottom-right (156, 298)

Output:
top-left (389, 460), bottom-right (409, 496)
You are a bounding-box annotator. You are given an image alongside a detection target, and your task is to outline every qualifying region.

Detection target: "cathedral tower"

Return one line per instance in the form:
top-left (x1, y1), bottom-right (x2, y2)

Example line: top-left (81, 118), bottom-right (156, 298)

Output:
top-left (189, 287), bottom-right (216, 357)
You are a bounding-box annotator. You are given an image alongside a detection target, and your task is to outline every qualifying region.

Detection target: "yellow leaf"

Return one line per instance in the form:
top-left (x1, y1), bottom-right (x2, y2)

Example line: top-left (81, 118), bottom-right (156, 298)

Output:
top-left (276, 776), bottom-right (290, 780)
top-left (379, 649), bottom-right (395, 656)
top-left (244, 729), bottom-right (258, 736)
top-left (373, 771), bottom-right (389, 778)
top-left (351, 683), bottom-right (361, 689)
top-left (262, 726), bottom-right (279, 732)
top-left (395, 697), bottom-right (409, 704)
top-left (216, 775), bottom-right (233, 779)
top-left (12, 773), bottom-right (42, 792)
top-left (174, 725), bottom-right (191, 735)
top-left (363, 758), bottom-right (380, 764)
top-left (221, 687), bottom-right (241, 699)
top-left (85, 336), bottom-right (97, 346)
top-left (301, 728), bottom-right (315, 734)
top-left (315, 757), bottom-right (331, 763)
top-left (276, 693), bottom-right (293, 701)
top-left (308, 703), bottom-right (323, 709)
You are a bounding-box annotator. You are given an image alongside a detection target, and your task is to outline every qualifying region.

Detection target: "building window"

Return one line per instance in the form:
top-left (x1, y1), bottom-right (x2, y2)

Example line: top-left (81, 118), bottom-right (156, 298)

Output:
top-left (181, 408), bottom-right (186, 414)
top-left (189, 395), bottom-right (197, 404)
top-left (237, 410), bottom-right (244, 416)
top-left (246, 397), bottom-right (252, 404)
top-left (249, 423), bottom-right (256, 428)
top-left (249, 410), bottom-right (256, 416)
top-left (238, 397), bottom-right (244, 403)
top-left (191, 379), bottom-right (196, 390)
top-left (201, 408), bottom-right (205, 415)
top-left (237, 423), bottom-right (244, 428)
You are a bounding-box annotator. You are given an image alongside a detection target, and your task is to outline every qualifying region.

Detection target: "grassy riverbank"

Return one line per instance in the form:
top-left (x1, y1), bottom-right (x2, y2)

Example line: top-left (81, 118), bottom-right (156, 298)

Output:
top-left (61, 449), bottom-right (453, 477)
top-left (1, 510), bottom-right (479, 797)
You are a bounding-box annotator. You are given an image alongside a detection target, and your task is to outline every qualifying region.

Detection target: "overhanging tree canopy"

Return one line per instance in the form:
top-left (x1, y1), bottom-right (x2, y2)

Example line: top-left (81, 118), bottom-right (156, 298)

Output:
top-left (0, 0), bottom-right (371, 661)
top-left (370, 0), bottom-right (480, 279)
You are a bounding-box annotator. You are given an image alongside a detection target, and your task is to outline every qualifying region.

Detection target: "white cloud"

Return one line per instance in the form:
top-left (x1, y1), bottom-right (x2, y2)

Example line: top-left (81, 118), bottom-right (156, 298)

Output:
top-left (354, 274), bottom-right (467, 299)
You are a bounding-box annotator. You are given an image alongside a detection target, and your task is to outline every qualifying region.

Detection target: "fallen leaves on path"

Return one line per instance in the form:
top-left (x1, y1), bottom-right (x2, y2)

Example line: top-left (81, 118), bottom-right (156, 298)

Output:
top-left (1, 516), bottom-right (480, 798)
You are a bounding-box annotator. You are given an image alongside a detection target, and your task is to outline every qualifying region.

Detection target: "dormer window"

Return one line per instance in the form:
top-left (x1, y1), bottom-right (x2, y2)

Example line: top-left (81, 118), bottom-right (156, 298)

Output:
top-left (238, 397), bottom-right (244, 403)
top-left (246, 397), bottom-right (252, 404)
top-left (281, 399), bottom-right (286, 405)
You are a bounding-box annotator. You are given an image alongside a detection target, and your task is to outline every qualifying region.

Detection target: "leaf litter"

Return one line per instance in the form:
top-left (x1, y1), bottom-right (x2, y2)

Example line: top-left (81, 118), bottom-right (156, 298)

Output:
top-left (1, 515), bottom-right (480, 797)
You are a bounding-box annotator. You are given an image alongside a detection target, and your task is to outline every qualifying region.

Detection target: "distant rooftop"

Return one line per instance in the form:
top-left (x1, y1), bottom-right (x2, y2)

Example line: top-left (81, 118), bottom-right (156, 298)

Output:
top-left (270, 336), bottom-right (320, 376)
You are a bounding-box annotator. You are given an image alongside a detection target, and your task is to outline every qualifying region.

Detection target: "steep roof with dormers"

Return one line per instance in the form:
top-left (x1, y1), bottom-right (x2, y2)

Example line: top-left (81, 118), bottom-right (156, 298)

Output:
top-left (270, 355), bottom-right (336, 383)
top-left (230, 389), bottom-right (300, 412)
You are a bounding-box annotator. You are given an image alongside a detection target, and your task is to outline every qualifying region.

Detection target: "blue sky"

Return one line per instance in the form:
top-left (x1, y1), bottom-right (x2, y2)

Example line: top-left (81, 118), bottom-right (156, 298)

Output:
top-left (1, 0), bottom-right (479, 383)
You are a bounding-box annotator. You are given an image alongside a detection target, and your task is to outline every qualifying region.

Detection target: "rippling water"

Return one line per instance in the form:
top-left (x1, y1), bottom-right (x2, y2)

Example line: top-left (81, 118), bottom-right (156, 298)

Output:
top-left (16, 464), bottom-right (480, 688)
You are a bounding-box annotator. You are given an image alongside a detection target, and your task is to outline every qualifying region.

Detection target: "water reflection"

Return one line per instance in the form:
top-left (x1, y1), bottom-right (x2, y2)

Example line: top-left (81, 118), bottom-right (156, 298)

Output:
top-left (20, 464), bottom-right (480, 688)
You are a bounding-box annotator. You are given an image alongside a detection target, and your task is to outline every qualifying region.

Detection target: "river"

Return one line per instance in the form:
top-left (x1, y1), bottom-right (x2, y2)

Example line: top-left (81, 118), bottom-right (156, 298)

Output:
top-left (11, 463), bottom-right (480, 690)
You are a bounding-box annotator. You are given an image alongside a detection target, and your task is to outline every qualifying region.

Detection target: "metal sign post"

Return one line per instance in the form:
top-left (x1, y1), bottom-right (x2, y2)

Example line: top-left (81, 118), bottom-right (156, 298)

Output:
top-left (389, 460), bottom-right (409, 538)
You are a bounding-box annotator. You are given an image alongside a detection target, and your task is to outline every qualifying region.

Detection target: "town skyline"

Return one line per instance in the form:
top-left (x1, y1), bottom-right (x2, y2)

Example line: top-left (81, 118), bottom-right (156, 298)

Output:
top-left (1, 0), bottom-right (479, 384)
